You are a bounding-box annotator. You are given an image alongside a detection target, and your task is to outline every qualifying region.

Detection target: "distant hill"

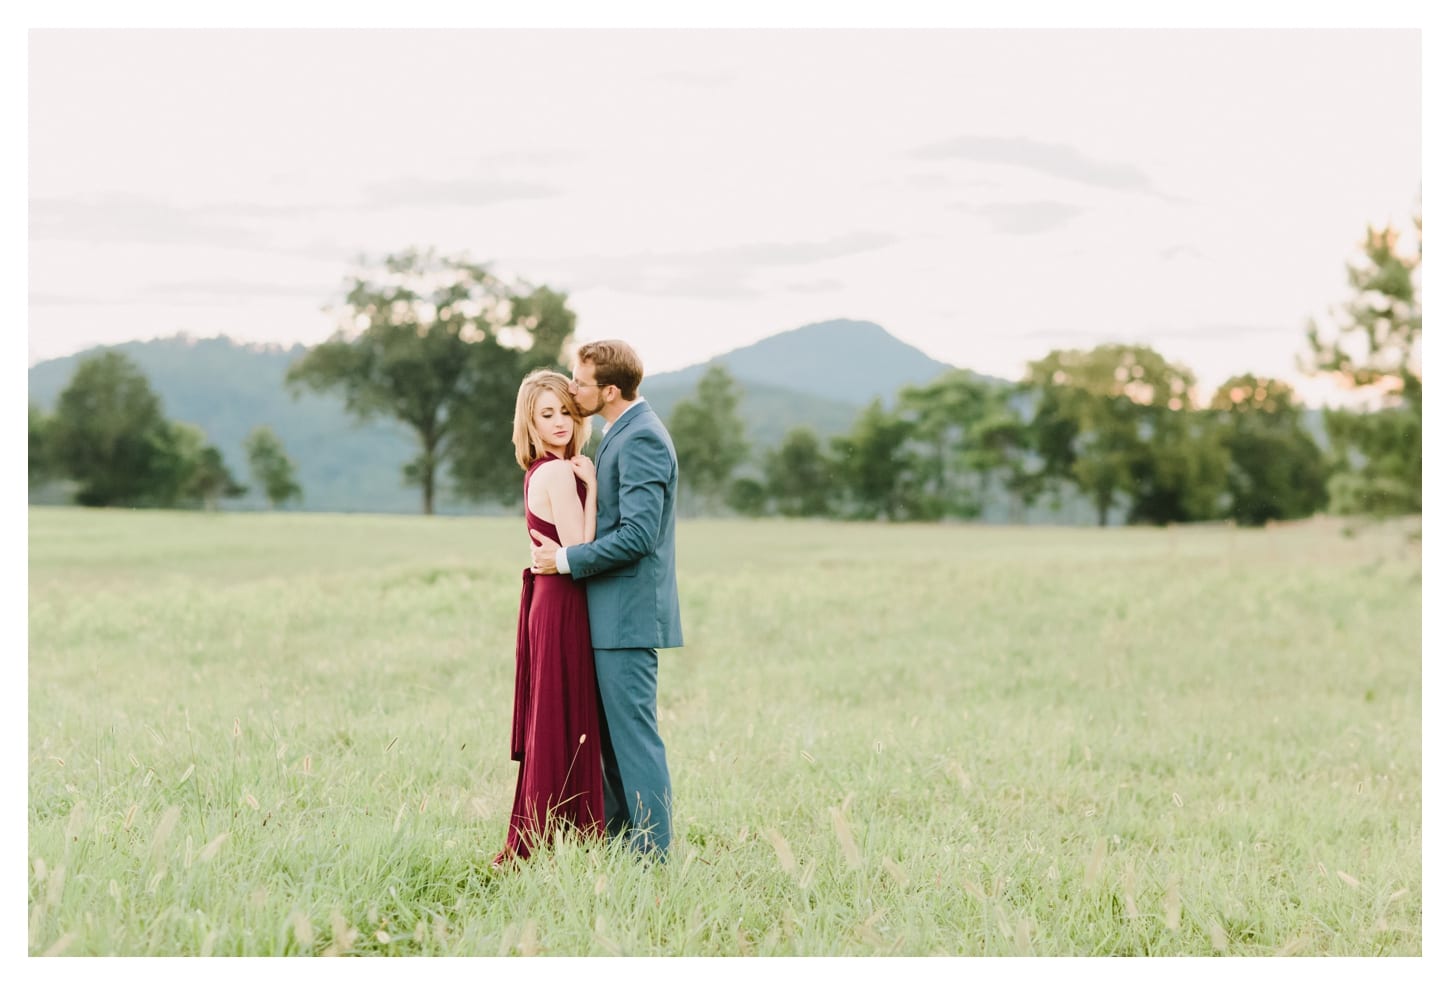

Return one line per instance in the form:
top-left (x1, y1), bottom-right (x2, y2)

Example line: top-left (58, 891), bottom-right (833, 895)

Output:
top-left (643, 317), bottom-right (1008, 447)
top-left (26, 325), bottom-right (1336, 523)
top-left (646, 318), bottom-right (977, 405)
top-left (643, 377), bottom-right (862, 448)
top-left (27, 335), bottom-right (459, 515)
top-left (27, 321), bottom-right (981, 514)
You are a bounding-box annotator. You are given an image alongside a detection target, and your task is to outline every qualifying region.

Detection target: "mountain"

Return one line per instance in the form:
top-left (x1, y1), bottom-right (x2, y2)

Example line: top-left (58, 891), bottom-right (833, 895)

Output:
top-left (642, 318), bottom-right (996, 447)
top-left (646, 318), bottom-right (968, 405)
top-left (642, 377), bottom-right (862, 449)
top-left (27, 335), bottom-right (448, 515)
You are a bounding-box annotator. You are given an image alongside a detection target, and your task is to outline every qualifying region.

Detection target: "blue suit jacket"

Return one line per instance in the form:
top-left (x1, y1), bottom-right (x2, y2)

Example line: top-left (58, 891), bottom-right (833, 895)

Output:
top-left (566, 401), bottom-right (684, 650)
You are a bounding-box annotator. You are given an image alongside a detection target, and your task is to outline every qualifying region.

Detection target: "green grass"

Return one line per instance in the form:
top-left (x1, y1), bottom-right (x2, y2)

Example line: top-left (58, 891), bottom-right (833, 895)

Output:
top-left (27, 507), bottom-right (1421, 956)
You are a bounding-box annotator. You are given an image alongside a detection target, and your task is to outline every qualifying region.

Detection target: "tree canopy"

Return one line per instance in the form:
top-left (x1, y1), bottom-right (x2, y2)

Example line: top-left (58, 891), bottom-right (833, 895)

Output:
top-left (286, 249), bottom-right (576, 513)
top-left (1302, 215), bottom-right (1421, 516)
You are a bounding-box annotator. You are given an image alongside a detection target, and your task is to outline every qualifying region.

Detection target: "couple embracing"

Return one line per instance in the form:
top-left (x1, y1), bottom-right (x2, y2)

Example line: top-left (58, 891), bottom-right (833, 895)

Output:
top-left (494, 340), bottom-right (682, 867)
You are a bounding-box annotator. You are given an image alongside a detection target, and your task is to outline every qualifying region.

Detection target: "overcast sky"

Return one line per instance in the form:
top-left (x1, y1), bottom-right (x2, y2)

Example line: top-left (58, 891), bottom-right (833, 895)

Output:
top-left (27, 27), bottom-right (1421, 406)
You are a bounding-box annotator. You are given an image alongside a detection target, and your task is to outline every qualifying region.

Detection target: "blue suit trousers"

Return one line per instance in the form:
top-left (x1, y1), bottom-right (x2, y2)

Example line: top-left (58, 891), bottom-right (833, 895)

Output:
top-left (594, 646), bottom-right (672, 856)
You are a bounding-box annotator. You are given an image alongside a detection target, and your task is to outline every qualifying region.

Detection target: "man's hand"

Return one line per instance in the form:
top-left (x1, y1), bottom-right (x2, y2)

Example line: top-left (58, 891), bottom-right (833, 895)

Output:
top-left (530, 529), bottom-right (562, 574)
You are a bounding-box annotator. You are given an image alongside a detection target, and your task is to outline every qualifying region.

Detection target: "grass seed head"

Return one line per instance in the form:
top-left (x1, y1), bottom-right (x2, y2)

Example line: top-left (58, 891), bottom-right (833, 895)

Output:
top-left (764, 828), bottom-right (797, 875)
top-left (41, 932), bottom-right (76, 957)
top-left (829, 806), bottom-right (861, 869)
top-left (198, 832), bottom-right (229, 863)
top-left (882, 856), bottom-right (910, 888)
top-left (291, 911), bottom-right (314, 947)
top-left (150, 805), bottom-right (181, 860)
top-left (1210, 922), bottom-right (1229, 952)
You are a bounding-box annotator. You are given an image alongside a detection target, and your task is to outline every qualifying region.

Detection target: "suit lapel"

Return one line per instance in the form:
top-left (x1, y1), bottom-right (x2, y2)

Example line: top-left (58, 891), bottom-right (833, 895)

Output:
top-left (597, 401), bottom-right (649, 464)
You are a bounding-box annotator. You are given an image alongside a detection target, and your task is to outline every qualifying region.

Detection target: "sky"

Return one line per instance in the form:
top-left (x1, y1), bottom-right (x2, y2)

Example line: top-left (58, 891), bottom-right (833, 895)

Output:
top-left (24, 24), bottom-right (1423, 409)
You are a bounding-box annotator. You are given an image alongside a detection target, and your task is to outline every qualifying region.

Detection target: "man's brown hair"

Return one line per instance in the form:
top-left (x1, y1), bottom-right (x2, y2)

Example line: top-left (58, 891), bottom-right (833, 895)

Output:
top-left (577, 340), bottom-right (644, 400)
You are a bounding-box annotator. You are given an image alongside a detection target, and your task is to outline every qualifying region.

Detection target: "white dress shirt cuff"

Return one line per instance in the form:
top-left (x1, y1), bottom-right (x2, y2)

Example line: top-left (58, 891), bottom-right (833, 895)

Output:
top-left (555, 545), bottom-right (572, 575)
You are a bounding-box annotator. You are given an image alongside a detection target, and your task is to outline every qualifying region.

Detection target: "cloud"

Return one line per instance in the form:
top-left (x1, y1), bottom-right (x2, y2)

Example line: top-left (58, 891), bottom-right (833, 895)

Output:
top-left (1172, 323), bottom-right (1301, 340)
top-left (633, 268), bottom-right (760, 299)
top-left (1020, 323), bottom-right (1298, 342)
top-left (906, 173), bottom-right (955, 189)
top-left (959, 200), bottom-right (1085, 235)
top-left (29, 292), bottom-right (120, 306)
top-left (360, 177), bottom-right (563, 209)
top-left (31, 281), bottom-right (337, 308)
top-left (475, 148), bottom-right (579, 169)
top-left (705, 231), bottom-right (897, 266)
top-left (544, 230), bottom-right (895, 300)
top-left (205, 201), bottom-right (337, 220)
top-left (784, 278), bottom-right (845, 294)
top-left (29, 194), bottom-right (265, 248)
top-left (143, 280), bottom-right (337, 301)
top-left (30, 292), bottom-right (222, 308)
top-left (654, 69), bottom-right (735, 87)
top-left (910, 134), bottom-right (1175, 200)
top-left (30, 175), bottom-right (566, 254)
top-left (1158, 243), bottom-right (1203, 261)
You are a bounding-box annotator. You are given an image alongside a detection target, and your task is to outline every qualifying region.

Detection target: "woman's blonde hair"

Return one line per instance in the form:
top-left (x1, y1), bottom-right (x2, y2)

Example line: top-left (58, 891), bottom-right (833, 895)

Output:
top-left (512, 369), bottom-right (592, 469)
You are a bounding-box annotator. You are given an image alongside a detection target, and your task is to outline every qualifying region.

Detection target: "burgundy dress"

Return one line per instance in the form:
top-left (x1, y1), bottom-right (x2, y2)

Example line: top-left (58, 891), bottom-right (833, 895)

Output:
top-left (495, 455), bottom-right (605, 863)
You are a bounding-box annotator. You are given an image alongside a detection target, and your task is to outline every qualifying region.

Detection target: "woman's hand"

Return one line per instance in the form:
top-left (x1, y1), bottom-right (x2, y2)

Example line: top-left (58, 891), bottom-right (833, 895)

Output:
top-left (570, 455), bottom-right (597, 489)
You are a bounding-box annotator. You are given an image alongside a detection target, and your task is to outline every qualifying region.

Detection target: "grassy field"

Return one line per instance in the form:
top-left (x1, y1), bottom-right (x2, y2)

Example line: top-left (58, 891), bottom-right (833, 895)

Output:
top-left (26, 506), bottom-right (1422, 957)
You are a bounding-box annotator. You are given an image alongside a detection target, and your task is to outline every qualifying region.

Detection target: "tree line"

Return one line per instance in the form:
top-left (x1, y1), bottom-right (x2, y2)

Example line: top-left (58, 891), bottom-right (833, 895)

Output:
top-left (668, 216), bottom-right (1420, 526)
top-left (29, 350), bottom-right (303, 510)
top-left (28, 248), bottom-right (572, 515)
top-left (28, 215), bottom-right (1419, 525)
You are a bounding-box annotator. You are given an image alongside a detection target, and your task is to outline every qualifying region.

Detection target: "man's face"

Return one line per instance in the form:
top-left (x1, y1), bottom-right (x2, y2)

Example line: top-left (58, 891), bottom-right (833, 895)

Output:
top-left (569, 360), bottom-right (608, 418)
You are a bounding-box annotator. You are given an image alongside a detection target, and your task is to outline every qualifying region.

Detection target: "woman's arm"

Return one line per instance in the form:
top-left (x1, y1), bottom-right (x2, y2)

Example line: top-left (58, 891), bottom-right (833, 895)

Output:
top-left (573, 455), bottom-right (597, 543)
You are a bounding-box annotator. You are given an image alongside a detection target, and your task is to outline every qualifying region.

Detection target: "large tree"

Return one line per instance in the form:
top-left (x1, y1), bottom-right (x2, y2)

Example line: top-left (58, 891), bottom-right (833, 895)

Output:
top-left (447, 282), bottom-right (578, 505)
top-left (1302, 216), bottom-right (1421, 515)
top-left (286, 250), bottom-right (575, 514)
top-left (668, 364), bottom-right (749, 515)
top-left (47, 351), bottom-right (176, 506)
top-left (1023, 344), bottom-right (1213, 525)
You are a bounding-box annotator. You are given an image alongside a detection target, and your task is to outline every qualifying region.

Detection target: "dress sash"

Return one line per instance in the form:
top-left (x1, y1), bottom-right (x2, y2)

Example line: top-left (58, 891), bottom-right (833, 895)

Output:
top-left (510, 567), bottom-right (535, 761)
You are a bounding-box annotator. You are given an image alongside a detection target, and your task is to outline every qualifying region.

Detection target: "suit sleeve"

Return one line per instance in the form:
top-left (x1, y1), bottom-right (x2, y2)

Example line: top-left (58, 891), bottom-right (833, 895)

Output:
top-left (567, 429), bottom-right (671, 580)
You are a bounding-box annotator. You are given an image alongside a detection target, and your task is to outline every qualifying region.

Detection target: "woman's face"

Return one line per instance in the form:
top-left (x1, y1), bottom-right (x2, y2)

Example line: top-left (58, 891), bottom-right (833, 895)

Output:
top-left (532, 389), bottom-right (575, 457)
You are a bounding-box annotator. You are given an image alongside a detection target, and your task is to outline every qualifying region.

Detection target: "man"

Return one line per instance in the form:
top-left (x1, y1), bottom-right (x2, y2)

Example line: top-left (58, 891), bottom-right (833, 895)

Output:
top-left (529, 339), bottom-right (683, 857)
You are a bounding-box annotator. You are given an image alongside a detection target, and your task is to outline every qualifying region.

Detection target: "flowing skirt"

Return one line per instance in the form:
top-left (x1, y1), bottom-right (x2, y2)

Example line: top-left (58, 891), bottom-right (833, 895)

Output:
top-left (496, 569), bottom-right (604, 863)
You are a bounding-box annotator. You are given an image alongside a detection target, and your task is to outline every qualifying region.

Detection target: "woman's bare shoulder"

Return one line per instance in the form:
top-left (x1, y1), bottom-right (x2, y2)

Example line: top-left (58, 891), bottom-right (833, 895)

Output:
top-left (533, 458), bottom-right (575, 486)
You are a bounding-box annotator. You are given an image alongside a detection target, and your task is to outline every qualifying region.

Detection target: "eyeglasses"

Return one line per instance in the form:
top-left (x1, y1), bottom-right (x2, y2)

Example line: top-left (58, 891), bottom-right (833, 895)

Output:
top-left (571, 379), bottom-right (606, 390)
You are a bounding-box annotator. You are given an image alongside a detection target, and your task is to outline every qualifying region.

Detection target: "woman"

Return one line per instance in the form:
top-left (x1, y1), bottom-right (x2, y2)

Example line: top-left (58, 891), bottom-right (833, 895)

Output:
top-left (494, 369), bottom-right (604, 866)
